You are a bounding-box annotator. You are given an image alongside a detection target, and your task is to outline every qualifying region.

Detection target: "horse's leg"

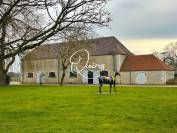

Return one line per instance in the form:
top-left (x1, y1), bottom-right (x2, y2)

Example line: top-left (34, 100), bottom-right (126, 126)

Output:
top-left (99, 80), bottom-right (103, 94)
top-left (99, 84), bottom-right (102, 94)
top-left (114, 80), bottom-right (116, 94)
top-left (99, 84), bottom-right (101, 94)
top-left (110, 82), bottom-right (112, 94)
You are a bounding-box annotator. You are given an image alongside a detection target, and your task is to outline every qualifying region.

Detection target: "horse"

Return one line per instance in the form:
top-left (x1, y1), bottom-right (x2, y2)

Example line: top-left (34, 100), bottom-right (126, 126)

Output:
top-left (98, 72), bottom-right (120, 94)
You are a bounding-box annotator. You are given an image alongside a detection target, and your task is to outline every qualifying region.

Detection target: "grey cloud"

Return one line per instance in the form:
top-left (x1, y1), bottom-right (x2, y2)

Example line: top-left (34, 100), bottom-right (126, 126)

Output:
top-left (97, 0), bottom-right (177, 39)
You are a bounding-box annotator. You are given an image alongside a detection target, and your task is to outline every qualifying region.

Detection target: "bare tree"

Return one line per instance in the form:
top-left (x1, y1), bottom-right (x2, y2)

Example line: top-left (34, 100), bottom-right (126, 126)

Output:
top-left (58, 29), bottom-right (90, 86)
top-left (0, 0), bottom-right (111, 85)
top-left (162, 43), bottom-right (177, 76)
top-left (154, 42), bottom-right (177, 77)
top-left (0, 0), bottom-right (2, 6)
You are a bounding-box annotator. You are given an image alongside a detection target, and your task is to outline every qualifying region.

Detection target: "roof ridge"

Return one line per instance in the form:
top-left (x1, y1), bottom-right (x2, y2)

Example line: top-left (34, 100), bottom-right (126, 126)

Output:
top-left (127, 54), bottom-right (153, 57)
top-left (89, 36), bottom-right (115, 40)
top-left (39, 36), bottom-right (116, 46)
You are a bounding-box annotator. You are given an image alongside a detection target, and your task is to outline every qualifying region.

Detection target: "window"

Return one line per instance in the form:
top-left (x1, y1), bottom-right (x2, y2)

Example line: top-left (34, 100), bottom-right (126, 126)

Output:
top-left (49, 72), bottom-right (56, 78)
top-left (175, 72), bottom-right (177, 78)
top-left (27, 73), bottom-right (33, 78)
top-left (100, 71), bottom-right (108, 76)
top-left (70, 71), bottom-right (77, 78)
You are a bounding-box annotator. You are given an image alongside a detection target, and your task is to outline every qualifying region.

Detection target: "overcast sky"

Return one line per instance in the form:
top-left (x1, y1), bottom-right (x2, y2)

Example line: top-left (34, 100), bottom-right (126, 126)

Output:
top-left (97, 0), bottom-right (177, 54)
top-left (10, 0), bottom-right (177, 72)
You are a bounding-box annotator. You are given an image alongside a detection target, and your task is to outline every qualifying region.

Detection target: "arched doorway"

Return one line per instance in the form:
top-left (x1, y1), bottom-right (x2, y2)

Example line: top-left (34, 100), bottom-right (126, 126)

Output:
top-left (88, 71), bottom-right (93, 84)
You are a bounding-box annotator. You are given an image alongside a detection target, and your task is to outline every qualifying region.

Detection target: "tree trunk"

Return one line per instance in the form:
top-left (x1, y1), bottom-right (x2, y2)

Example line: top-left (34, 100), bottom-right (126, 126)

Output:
top-left (0, 60), bottom-right (6, 86)
top-left (60, 69), bottom-right (66, 86)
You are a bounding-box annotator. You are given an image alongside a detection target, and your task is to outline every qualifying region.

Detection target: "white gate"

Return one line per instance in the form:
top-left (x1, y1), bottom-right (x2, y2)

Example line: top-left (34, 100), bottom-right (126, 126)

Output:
top-left (93, 71), bottom-right (100, 84)
top-left (135, 72), bottom-right (147, 84)
top-left (36, 71), bottom-right (45, 84)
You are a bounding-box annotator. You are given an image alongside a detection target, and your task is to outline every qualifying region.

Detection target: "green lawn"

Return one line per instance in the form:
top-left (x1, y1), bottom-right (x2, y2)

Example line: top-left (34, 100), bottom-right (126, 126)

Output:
top-left (0, 85), bottom-right (177, 133)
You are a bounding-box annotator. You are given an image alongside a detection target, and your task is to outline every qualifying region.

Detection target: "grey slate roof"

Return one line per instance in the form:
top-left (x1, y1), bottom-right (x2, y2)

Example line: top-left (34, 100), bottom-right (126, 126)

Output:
top-left (24, 36), bottom-right (133, 60)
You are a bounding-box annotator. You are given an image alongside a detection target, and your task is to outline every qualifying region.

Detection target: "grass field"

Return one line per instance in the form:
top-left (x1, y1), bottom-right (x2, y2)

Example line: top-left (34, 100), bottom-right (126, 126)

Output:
top-left (0, 85), bottom-right (177, 133)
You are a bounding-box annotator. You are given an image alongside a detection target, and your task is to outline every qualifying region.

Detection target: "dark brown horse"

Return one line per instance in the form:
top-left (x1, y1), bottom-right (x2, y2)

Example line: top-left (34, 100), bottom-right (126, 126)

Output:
top-left (98, 72), bottom-right (120, 94)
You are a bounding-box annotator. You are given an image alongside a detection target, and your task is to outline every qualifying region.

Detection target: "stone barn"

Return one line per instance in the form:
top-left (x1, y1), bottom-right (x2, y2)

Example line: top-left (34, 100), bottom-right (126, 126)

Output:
top-left (120, 55), bottom-right (174, 85)
top-left (21, 36), bottom-right (174, 85)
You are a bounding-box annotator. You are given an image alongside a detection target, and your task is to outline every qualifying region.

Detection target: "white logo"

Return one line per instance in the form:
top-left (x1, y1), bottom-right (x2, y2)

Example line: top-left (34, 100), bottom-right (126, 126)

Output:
top-left (70, 49), bottom-right (105, 79)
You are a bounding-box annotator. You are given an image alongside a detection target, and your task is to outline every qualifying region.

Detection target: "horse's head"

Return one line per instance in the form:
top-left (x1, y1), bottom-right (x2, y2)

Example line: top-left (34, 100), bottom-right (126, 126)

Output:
top-left (115, 71), bottom-right (120, 76)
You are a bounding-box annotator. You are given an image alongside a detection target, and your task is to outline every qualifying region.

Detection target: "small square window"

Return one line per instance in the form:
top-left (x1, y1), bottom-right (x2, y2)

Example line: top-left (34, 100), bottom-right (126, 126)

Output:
top-left (49, 72), bottom-right (56, 78)
top-left (70, 71), bottom-right (77, 78)
top-left (27, 73), bottom-right (33, 78)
